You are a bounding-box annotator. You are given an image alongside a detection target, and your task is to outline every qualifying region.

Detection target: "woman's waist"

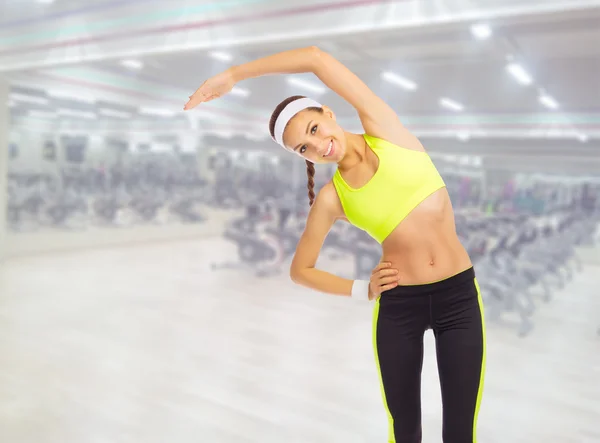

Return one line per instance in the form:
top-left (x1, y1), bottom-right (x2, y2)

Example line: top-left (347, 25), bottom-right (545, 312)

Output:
top-left (381, 254), bottom-right (472, 285)
top-left (380, 233), bottom-right (472, 284)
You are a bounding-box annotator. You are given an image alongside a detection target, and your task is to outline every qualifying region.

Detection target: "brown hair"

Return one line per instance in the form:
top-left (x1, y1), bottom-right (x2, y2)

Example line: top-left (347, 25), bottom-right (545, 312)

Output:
top-left (269, 95), bottom-right (323, 207)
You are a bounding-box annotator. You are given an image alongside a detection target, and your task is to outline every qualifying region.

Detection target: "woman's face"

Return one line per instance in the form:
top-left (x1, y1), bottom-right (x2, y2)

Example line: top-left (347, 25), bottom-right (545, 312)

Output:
top-left (282, 106), bottom-right (346, 164)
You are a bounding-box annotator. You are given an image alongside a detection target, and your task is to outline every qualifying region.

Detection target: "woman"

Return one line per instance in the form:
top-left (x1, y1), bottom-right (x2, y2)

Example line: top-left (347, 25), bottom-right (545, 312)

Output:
top-left (185, 46), bottom-right (486, 443)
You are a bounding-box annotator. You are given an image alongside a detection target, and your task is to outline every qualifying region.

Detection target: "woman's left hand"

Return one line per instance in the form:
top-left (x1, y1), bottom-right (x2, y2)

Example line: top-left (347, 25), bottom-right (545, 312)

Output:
top-left (184, 69), bottom-right (236, 110)
top-left (369, 262), bottom-right (399, 300)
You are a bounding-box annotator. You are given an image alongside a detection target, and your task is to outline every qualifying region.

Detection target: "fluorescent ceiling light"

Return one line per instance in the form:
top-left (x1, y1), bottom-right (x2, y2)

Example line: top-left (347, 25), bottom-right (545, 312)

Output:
top-left (230, 86), bottom-right (250, 98)
top-left (139, 107), bottom-right (176, 117)
top-left (120, 59), bottom-right (144, 70)
top-left (9, 93), bottom-right (49, 106)
top-left (48, 89), bottom-right (96, 104)
top-left (545, 129), bottom-right (562, 138)
top-left (29, 110), bottom-right (56, 119)
top-left (209, 51), bottom-right (233, 62)
top-left (57, 108), bottom-right (97, 119)
top-left (470, 24), bottom-right (492, 40)
top-left (381, 71), bottom-right (417, 90)
top-left (287, 77), bottom-right (326, 94)
top-left (440, 98), bottom-right (464, 112)
top-left (539, 94), bottom-right (559, 110)
top-left (506, 63), bottom-right (533, 85)
top-left (99, 108), bottom-right (132, 119)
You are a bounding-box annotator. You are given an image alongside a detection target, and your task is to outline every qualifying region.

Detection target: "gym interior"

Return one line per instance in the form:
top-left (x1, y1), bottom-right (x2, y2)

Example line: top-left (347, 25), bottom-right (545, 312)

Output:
top-left (1, 1), bottom-right (599, 442)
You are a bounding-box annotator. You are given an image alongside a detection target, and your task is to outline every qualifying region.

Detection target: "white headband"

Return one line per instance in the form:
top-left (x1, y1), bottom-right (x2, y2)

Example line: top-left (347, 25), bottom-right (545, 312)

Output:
top-left (272, 97), bottom-right (322, 152)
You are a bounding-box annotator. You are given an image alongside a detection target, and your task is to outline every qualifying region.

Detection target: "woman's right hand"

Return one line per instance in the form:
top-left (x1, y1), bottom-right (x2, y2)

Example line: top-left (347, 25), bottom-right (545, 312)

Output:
top-left (369, 262), bottom-right (399, 300)
top-left (184, 69), bottom-right (236, 110)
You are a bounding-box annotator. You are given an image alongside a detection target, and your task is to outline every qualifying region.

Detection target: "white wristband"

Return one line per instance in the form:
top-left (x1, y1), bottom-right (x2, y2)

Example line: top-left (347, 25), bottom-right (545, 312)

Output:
top-left (351, 280), bottom-right (370, 301)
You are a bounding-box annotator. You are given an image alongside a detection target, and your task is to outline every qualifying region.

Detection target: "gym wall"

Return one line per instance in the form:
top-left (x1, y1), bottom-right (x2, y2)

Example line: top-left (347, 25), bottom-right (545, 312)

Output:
top-left (7, 131), bottom-right (132, 175)
top-left (3, 127), bottom-right (232, 259)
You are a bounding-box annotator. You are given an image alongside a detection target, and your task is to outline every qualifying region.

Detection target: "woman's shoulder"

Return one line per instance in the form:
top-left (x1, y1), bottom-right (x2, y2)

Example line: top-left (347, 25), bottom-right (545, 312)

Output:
top-left (316, 181), bottom-right (341, 206)
top-left (314, 181), bottom-right (346, 220)
top-left (362, 129), bottom-right (427, 153)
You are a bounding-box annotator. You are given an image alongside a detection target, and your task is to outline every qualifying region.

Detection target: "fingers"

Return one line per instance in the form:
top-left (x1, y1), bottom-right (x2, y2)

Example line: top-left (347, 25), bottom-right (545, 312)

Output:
top-left (203, 92), bottom-right (220, 102)
top-left (371, 262), bottom-right (402, 300)
top-left (184, 97), bottom-right (197, 110)
top-left (380, 282), bottom-right (399, 292)
top-left (377, 275), bottom-right (400, 285)
top-left (371, 261), bottom-right (392, 275)
top-left (184, 93), bottom-right (206, 110)
top-left (185, 92), bottom-right (219, 109)
top-left (184, 84), bottom-right (210, 110)
top-left (377, 268), bottom-right (399, 278)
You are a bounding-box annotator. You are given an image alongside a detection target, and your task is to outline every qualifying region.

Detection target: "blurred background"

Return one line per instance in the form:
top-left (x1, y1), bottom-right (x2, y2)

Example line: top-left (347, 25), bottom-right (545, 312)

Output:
top-left (1, 0), bottom-right (599, 442)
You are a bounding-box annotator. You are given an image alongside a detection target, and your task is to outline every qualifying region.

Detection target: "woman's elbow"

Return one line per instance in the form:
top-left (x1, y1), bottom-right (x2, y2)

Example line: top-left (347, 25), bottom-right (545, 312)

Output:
top-left (307, 45), bottom-right (322, 56)
top-left (289, 264), bottom-right (309, 285)
top-left (289, 265), bottom-right (302, 284)
top-left (306, 45), bottom-right (326, 68)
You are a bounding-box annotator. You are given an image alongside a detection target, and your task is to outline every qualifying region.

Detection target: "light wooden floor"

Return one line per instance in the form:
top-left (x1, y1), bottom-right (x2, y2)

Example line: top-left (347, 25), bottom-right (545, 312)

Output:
top-left (1, 237), bottom-right (599, 443)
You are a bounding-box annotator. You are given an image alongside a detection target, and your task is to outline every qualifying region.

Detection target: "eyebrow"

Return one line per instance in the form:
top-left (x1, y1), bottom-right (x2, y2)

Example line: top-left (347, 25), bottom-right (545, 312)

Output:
top-left (293, 120), bottom-right (313, 151)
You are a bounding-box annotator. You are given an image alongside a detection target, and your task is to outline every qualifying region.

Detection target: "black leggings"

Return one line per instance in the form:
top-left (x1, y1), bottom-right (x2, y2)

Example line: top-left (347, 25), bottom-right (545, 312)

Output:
top-left (373, 267), bottom-right (486, 443)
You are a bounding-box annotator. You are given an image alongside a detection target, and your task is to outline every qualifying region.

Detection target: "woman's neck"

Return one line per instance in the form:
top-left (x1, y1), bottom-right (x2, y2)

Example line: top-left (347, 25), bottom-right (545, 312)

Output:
top-left (337, 132), bottom-right (367, 172)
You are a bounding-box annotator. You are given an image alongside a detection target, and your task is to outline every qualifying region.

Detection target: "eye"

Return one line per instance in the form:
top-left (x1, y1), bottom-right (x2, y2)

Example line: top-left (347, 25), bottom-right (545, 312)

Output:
top-left (298, 125), bottom-right (318, 154)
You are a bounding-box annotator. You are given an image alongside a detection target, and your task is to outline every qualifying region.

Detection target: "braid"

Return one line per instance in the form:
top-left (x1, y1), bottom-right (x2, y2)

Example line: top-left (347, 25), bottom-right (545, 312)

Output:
top-left (306, 160), bottom-right (316, 207)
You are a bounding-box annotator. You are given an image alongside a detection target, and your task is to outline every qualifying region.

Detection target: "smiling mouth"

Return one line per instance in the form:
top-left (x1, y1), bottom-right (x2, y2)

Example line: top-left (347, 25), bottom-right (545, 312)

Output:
top-left (323, 139), bottom-right (334, 157)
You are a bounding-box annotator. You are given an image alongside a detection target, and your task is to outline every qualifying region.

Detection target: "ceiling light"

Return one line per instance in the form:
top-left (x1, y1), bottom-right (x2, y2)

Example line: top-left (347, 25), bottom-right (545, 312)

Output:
top-left (99, 108), bottom-right (132, 119)
top-left (209, 51), bottom-right (233, 62)
top-left (545, 129), bottom-right (562, 138)
top-left (381, 71), bottom-right (417, 90)
top-left (29, 110), bottom-right (56, 119)
top-left (120, 59), bottom-right (144, 70)
top-left (57, 109), bottom-right (97, 119)
top-left (37, 0), bottom-right (55, 3)
top-left (230, 86), bottom-right (250, 98)
top-left (506, 63), bottom-right (533, 85)
top-left (9, 93), bottom-right (49, 106)
top-left (470, 24), bottom-right (492, 40)
top-left (48, 89), bottom-right (96, 104)
top-left (539, 94), bottom-right (559, 110)
top-left (578, 134), bottom-right (589, 143)
top-left (139, 107), bottom-right (176, 117)
top-left (286, 77), bottom-right (326, 94)
top-left (439, 98), bottom-right (464, 112)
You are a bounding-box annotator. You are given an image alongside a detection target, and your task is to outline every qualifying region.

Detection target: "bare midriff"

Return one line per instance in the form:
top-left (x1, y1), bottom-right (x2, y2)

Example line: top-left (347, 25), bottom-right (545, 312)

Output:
top-left (380, 187), bottom-right (472, 285)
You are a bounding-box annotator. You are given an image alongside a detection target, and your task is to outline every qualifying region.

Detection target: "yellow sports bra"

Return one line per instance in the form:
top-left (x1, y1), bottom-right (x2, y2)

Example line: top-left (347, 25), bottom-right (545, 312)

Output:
top-left (332, 134), bottom-right (446, 244)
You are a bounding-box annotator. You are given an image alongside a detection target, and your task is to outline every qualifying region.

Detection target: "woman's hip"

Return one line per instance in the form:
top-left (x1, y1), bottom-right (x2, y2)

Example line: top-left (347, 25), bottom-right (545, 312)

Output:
top-left (375, 266), bottom-right (482, 332)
